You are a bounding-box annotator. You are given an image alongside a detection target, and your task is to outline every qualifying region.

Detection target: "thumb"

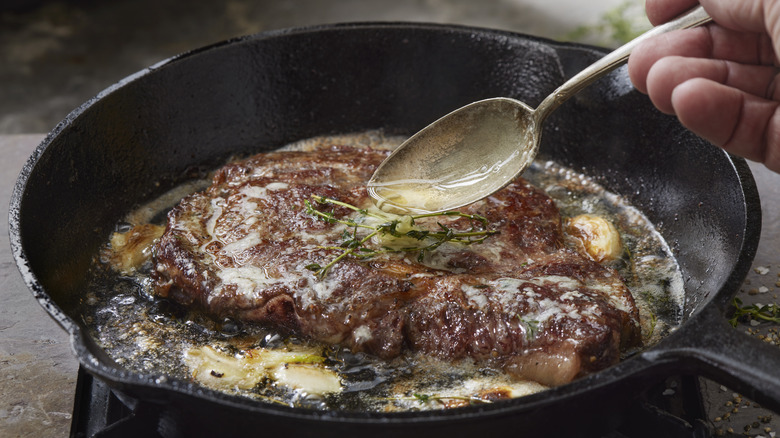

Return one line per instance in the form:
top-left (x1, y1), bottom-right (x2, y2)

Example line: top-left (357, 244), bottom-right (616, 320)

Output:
top-left (672, 77), bottom-right (780, 171)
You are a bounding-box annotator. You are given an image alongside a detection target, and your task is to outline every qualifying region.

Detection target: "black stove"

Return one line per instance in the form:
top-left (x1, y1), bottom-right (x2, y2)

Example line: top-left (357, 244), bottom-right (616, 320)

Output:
top-left (69, 367), bottom-right (713, 438)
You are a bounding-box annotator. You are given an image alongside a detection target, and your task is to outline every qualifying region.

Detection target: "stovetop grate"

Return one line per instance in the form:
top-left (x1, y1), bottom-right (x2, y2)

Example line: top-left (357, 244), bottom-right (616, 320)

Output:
top-left (69, 367), bottom-right (712, 438)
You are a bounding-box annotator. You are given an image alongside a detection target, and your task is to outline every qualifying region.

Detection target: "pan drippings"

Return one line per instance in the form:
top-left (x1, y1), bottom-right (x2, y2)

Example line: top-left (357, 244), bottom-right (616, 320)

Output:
top-left (79, 131), bottom-right (684, 412)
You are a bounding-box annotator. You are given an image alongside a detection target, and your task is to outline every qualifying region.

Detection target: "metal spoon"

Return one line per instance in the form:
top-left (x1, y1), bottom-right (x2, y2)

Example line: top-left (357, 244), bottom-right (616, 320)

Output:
top-left (367, 6), bottom-right (711, 214)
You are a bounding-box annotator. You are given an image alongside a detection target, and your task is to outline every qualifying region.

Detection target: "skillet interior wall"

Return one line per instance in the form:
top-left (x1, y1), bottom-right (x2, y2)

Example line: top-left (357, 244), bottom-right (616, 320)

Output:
top-left (541, 47), bottom-right (751, 318)
top-left (17, 25), bottom-right (566, 312)
top-left (17, 24), bottom-right (746, 326)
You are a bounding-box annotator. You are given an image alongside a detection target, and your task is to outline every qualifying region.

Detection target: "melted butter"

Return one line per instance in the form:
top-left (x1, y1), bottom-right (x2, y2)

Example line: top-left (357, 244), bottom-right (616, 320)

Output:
top-left (367, 180), bottom-right (444, 215)
top-left (82, 130), bottom-right (685, 412)
top-left (214, 265), bottom-right (273, 300)
top-left (367, 133), bottom-right (526, 214)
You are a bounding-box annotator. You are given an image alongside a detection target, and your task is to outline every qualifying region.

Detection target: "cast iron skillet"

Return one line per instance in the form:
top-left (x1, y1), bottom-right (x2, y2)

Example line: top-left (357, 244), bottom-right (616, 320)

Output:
top-left (7, 23), bottom-right (772, 436)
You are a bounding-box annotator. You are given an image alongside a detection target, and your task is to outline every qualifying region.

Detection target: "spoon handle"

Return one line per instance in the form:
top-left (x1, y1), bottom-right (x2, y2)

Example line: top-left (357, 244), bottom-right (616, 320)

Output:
top-left (535, 5), bottom-right (712, 120)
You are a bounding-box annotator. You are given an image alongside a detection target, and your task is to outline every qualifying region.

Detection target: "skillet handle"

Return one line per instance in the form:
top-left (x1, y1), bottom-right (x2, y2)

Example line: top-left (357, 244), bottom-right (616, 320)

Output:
top-left (643, 305), bottom-right (780, 412)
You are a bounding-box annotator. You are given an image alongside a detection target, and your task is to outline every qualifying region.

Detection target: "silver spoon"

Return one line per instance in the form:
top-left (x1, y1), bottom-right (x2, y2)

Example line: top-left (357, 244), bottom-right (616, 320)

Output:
top-left (367, 6), bottom-right (712, 214)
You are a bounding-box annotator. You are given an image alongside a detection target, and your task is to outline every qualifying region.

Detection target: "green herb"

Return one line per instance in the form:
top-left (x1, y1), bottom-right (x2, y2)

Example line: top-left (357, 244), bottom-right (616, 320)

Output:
top-left (406, 393), bottom-right (490, 406)
top-left (304, 195), bottom-right (498, 278)
top-left (729, 297), bottom-right (780, 327)
top-left (565, 0), bottom-right (649, 47)
top-left (413, 393), bottom-right (430, 403)
top-left (518, 316), bottom-right (539, 341)
top-left (646, 312), bottom-right (657, 341)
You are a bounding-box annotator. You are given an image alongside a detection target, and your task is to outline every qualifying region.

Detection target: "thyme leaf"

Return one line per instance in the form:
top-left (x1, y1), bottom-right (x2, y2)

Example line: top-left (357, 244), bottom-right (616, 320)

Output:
top-left (406, 393), bottom-right (490, 405)
top-left (729, 297), bottom-right (780, 327)
top-left (517, 316), bottom-right (539, 341)
top-left (645, 312), bottom-right (657, 341)
top-left (305, 195), bottom-right (498, 278)
top-left (413, 393), bottom-right (430, 403)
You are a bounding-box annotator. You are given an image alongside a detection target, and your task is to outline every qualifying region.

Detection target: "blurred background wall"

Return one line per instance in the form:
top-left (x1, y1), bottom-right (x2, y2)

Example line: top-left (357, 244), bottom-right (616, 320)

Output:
top-left (0, 0), bottom-right (648, 135)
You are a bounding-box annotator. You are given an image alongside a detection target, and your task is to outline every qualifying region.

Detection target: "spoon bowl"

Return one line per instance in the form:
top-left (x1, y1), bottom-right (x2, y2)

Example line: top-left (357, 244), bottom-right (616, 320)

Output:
top-left (368, 6), bottom-right (711, 214)
top-left (368, 97), bottom-right (537, 214)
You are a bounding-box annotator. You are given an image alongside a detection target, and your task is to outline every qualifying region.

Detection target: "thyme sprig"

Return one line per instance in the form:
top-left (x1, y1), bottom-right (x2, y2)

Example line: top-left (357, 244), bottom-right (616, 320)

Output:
top-left (304, 195), bottom-right (498, 278)
top-left (729, 297), bottom-right (780, 327)
top-left (381, 393), bottom-right (493, 406)
top-left (410, 392), bottom-right (492, 405)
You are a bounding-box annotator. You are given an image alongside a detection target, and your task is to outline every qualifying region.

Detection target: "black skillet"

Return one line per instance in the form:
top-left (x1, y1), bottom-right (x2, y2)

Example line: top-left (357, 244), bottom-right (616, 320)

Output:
top-left (8, 23), bottom-right (774, 437)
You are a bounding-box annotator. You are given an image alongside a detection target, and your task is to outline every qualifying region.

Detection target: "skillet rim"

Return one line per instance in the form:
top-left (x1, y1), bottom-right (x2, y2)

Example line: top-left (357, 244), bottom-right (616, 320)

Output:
top-left (7, 20), bottom-right (761, 424)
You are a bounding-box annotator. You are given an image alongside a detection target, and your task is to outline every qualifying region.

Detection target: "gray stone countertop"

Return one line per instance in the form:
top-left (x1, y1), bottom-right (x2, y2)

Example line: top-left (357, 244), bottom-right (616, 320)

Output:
top-left (2, 133), bottom-right (780, 437)
top-left (1, 134), bottom-right (78, 438)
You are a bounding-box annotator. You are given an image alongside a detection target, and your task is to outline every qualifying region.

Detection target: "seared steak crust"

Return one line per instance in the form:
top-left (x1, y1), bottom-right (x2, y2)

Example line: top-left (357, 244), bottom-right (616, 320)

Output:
top-left (152, 145), bottom-right (640, 386)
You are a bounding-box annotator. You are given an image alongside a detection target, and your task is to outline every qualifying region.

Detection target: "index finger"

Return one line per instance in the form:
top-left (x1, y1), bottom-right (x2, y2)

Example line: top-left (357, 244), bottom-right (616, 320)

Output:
top-left (628, 25), bottom-right (774, 94)
top-left (646, 0), bottom-right (700, 25)
top-left (647, 0), bottom-right (771, 33)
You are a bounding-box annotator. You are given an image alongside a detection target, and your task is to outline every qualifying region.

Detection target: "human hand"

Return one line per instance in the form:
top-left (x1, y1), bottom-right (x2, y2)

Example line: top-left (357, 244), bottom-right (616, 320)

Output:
top-left (627, 0), bottom-right (780, 172)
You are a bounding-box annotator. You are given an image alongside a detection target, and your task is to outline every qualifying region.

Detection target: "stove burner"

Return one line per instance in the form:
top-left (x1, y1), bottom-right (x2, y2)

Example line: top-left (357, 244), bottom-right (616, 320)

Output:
top-left (69, 367), bottom-right (712, 438)
top-left (70, 368), bottom-right (162, 438)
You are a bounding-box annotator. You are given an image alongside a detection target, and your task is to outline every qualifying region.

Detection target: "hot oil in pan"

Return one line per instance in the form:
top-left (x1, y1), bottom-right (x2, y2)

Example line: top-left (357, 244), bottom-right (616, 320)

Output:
top-left (78, 131), bottom-right (684, 412)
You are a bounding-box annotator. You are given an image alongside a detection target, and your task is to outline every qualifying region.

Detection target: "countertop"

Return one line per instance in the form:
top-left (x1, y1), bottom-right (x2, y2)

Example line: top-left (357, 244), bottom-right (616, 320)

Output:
top-left (1, 135), bottom-right (78, 438)
top-left (3, 133), bottom-right (780, 437)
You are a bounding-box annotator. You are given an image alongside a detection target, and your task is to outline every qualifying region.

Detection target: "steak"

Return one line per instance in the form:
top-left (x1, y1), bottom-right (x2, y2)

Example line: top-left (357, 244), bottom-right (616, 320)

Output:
top-left (152, 144), bottom-right (641, 386)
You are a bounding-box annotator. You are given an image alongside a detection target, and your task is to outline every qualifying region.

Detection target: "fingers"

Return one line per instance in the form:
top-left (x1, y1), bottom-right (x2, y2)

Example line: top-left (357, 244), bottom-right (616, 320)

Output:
top-left (671, 78), bottom-right (780, 171)
top-left (628, 29), bottom-right (709, 94)
top-left (645, 56), bottom-right (779, 113)
top-left (698, 0), bottom-right (771, 33)
top-left (645, 0), bottom-right (699, 25)
top-left (627, 26), bottom-right (775, 94)
top-left (646, 0), bottom-right (771, 33)
top-left (636, 0), bottom-right (780, 171)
